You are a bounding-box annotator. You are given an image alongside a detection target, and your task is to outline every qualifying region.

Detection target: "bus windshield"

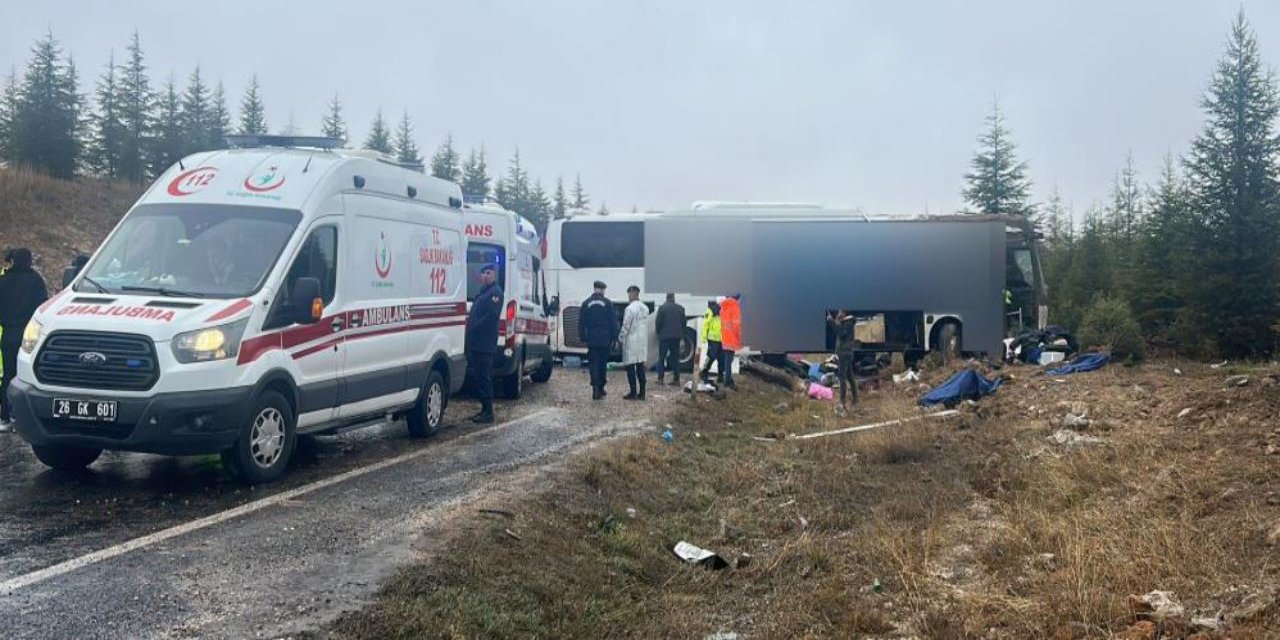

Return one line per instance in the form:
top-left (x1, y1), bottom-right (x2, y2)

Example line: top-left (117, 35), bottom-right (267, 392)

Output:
top-left (560, 221), bottom-right (644, 268)
top-left (78, 204), bottom-right (301, 299)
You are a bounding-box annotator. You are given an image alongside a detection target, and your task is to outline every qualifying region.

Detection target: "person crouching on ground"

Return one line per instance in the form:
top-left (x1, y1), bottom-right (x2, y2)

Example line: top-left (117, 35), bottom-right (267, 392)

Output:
top-left (620, 285), bottom-right (650, 400)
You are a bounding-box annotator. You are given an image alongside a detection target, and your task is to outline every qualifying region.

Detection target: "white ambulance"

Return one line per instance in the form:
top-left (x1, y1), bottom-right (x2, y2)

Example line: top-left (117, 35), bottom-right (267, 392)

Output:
top-left (9, 136), bottom-right (468, 483)
top-left (461, 200), bottom-right (553, 398)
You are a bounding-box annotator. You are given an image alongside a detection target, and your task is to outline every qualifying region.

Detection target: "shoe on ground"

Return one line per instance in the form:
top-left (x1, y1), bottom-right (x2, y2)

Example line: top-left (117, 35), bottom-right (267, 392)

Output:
top-left (0, 420), bottom-right (11, 433)
top-left (471, 413), bottom-right (495, 424)
top-left (592, 389), bottom-right (603, 401)
top-left (622, 393), bottom-right (638, 401)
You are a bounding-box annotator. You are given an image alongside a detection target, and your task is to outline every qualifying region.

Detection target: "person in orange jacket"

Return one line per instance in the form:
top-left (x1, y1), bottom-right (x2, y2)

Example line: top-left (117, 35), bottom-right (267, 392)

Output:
top-left (719, 294), bottom-right (742, 390)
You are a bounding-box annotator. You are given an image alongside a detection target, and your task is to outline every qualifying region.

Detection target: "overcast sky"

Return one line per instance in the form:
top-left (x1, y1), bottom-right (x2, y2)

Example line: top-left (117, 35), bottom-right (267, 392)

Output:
top-left (4, 1), bottom-right (1279, 217)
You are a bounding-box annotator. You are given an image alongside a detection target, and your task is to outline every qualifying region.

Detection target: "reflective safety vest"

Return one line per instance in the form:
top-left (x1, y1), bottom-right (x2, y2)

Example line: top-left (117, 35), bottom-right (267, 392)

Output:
top-left (702, 309), bottom-right (722, 343)
top-left (720, 297), bottom-right (742, 351)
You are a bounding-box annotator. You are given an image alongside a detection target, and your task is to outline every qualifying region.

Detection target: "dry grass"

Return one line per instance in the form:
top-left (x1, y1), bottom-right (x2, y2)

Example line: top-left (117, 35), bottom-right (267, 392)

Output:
top-left (0, 166), bottom-right (143, 281)
top-left (324, 361), bottom-right (1280, 639)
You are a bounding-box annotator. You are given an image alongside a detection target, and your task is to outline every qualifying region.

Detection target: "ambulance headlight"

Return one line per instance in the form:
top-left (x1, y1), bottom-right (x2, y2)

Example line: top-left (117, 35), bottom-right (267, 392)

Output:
top-left (172, 319), bottom-right (249, 363)
top-left (21, 319), bottom-right (43, 354)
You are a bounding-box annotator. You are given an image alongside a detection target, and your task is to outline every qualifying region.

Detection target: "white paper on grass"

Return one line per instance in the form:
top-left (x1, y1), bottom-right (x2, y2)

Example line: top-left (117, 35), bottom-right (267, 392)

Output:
top-left (673, 541), bottom-right (718, 564)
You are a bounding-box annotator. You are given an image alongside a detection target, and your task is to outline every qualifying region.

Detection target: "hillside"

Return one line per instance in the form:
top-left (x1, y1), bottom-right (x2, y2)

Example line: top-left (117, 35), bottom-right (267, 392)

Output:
top-left (0, 167), bottom-right (145, 284)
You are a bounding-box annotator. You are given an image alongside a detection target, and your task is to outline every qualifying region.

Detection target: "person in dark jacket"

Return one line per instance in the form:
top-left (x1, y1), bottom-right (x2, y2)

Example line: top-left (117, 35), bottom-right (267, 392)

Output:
top-left (578, 281), bottom-right (619, 400)
top-left (827, 310), bottom-right (859, 411)
top-left (61, 254), bottom-right (89, 288)
top-left (465, 264), bottom-right (503, 424)
top-left (0, 248), bottom-right (49, 430)
top-left (654, 293), bottom-right (686, 386)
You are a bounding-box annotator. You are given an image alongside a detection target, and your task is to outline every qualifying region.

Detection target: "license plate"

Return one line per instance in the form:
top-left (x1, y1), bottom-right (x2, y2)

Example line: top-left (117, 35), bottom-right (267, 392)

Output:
top-left (52, 398), bottom-right (118, 423)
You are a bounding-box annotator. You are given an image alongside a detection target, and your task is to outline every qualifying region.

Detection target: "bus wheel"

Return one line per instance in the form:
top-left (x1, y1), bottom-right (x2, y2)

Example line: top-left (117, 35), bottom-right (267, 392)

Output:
top-left (679, 327), bottom-right (697, 372)
top-left (500, 358), bottom-right (524, 399)
top-left (530, 355), bottom-right (553, 383)
top-left (31, 444), bottom-right (102, 471)
top-left (223, 390), bottom-right (295, 484)
top-left (408, 370), bottom-right (446, 438)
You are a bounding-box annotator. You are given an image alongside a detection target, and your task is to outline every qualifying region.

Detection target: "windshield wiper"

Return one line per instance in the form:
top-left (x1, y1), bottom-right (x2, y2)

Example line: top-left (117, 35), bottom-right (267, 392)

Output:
top-left (79, 276), bottom-right (110, 294)
top-left (120, 285), bottom-right (206, 299)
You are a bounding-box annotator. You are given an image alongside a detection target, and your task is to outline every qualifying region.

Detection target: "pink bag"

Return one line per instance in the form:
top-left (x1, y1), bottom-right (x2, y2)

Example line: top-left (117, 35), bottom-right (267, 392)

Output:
top-left (808, 382), bottom-right (834, 401)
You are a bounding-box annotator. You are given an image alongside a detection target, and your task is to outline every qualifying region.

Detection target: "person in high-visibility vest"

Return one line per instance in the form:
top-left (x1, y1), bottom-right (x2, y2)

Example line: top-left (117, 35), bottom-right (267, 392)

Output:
top-left (719, 294), bottom-right (742, 391)
top-left (699, 300), bottom-right (723, 384)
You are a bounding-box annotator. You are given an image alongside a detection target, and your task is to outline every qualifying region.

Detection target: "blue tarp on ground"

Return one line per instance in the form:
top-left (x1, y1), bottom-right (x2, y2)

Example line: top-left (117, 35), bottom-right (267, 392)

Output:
top-left (1045, 352), bottom-right (1111, 376)
top-left (919, 369), bottom-right (1002, 407)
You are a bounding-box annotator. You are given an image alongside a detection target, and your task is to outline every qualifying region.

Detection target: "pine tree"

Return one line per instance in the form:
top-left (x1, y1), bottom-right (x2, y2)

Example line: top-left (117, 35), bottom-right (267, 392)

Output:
top-left (117, 31), bottom-right (153, 182)
top-left (320, 92), bottom-right (346, 142)
top-left (1131, 156), bottom-right (1193, 341)
top-left (0, 67), bottom-right (18, 161)
top-left (1037, 185), bottom-right (1070, 246)
top-left (496, 148), bottom-right (530, 213)
top-left (12, 31), bottom-right (83, 178)
top-left (278, 111), bottom-right (300, 136)
top-left (208, 81), bottom-right (230, 148)
top-left (527, 179), bottom-right (551, 230)
top-left (1183, 12), bottom-right (1280, 358)
top-left (238, 74), bottom-right (267, 135)
top-left (461, 146), bottom-right (490, 198)
top-left (1058, 206), bottom-right (1112, 329)
top-left (962, 102), bottom-right (1034, 216)
top-left (87, 53), bottom-right (125, 177)
top-left (179, 65), bottom-right (213, 153)
top-left (597, 202), bottom-right (610, 216)
top-left (148, 76), bottom-right (183, 174)
top-left (430, 133), bottom-right (460, 182)
top-left (1109, 151), bottom-right (1143, 245)
top-left (571, 173), bottom-right (589, 210)
top-left (393, 111), bottom-right (422, 166)
top-left (364, 109), bottom-right (392, 154)
top-left (552, 176), bottom-right (568, 219)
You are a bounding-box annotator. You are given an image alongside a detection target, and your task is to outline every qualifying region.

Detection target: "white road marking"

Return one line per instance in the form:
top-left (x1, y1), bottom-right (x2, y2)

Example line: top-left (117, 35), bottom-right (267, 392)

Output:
top-left (0, 409), bottom-right (552, 596)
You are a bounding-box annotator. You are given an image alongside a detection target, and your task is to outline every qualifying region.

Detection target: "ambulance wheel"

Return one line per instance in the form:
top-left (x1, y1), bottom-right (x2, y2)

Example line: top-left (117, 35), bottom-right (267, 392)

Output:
top-left (679, 327), bottom-right (698, 372)
top-left (31, 444), bottom-right (102, 471)
top-left (224, 391), bottom-right (295, 484)
top-left (408, 370), bottom-right (446, 438)
top-left (500, 358), bottom-right (524, 399)
top-left (530, 356), bottom-right (553, 383)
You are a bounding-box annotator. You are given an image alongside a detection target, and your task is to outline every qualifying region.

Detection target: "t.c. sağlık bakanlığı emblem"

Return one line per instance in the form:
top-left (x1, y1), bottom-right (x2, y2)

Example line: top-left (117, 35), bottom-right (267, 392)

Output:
top-left (375, 232), bottom-right (393, 279)
top-left (243, 165), bottom-right (285, 192)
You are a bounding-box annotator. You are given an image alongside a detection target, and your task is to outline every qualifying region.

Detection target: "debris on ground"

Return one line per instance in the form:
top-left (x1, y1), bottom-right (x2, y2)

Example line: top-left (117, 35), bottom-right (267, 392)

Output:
top-left (1177, 408), bottom-right (1194, 419)
top-left (919, 369), bottom-right (1001, 407)
top-left (1047, 430), bottom-right (1105, 447)
top-left (769, 410), bottom-right (960, 442)
top-left (673, 541), bottom-right (729, 570)
top-left (1228, 586), bottom-right (1280, 625)
top-left (1210, 360), bottom-right (1229, 369)
top-left (704, 632), bottom-right (740, 640)
top-left (1128, 590), bottom-right (1186, 622)
top-left (1225, 375), bottom-right (1250, 388)
top-left (807, 382), bottom-right (834, 400)
top-left (1061, 412), bottom-right (1091, 429)
top-left (892, 370), bottom-right (920, 385)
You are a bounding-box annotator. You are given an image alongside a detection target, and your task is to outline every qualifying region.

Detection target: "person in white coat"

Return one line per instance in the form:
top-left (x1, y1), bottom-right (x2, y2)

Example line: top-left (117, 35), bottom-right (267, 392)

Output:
top-left (619, 285), bottom-right (650, 400)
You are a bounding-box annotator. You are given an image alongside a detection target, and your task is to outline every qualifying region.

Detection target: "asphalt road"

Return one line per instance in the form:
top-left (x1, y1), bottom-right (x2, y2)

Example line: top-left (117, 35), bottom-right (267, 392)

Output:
top-left (0, 366), bottom-right (670, 639)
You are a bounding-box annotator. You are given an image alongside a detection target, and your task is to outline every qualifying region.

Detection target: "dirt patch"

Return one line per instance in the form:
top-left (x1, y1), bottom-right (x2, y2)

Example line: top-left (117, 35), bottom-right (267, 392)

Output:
top-left (319, 360), bottom-right (1280, 639)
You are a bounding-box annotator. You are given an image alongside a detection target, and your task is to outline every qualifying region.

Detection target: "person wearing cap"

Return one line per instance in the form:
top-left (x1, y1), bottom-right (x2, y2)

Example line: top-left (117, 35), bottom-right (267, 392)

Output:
top-left (719, 293), bottom-right (742, 390)
top-left (578, 280), bottom-right (620, 400)
top-left (0, 248), bottom-right (48, 431)
top-left (619, 285), bottom-right (650, 400)
top-left (464, 263), bottom-right (503, 424)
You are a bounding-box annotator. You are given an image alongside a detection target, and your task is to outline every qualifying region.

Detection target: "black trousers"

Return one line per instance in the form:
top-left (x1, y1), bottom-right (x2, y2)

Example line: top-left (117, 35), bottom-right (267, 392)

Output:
top-left (587, 346), bottom-right (610, 391)
top-left (466, 350), bottom-right (494, 412)
top-left (1, 336), bottom-right (19, 422)
top-left (625, 363), bottom-right (646, 395)
top-left (701, 341), bottom-right (723, 381)
top-left (837, 351), bottom-right (858, 406)
top-left (656, 338), bottom-right (681, 380)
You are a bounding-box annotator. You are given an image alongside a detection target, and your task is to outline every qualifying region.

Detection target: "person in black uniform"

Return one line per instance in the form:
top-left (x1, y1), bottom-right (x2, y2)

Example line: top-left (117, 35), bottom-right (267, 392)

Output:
top-left (0, 248), bottom-right (48, 431)
top-left (578, 280), bottom-right (619, 400)
top-left (465, 263), bottom-right (503, 424)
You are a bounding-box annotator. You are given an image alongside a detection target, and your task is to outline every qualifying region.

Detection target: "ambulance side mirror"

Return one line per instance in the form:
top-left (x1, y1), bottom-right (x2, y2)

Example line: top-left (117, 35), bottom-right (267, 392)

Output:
top-left (291, 277), bottom-right (323, 325)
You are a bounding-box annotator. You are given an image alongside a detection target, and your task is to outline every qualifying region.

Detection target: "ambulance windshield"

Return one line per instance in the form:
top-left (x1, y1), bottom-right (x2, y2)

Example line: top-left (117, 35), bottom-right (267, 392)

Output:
top-left (78, 204), bottom-right (302, 299)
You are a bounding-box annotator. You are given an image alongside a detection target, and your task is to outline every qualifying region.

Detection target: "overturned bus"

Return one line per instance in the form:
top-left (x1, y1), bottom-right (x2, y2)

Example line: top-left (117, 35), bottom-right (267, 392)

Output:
top-left (644, 206), bottom-right (1046, 364)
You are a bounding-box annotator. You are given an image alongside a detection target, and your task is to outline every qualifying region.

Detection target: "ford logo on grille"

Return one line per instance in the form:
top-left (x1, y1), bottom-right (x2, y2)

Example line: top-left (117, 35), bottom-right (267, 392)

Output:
top-left (78, 351), bottom-right (108, 367)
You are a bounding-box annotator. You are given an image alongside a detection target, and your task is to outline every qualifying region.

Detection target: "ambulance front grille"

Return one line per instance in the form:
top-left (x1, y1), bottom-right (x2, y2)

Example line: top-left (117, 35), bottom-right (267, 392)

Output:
top-left (34, 331), bottom-right (160, 391)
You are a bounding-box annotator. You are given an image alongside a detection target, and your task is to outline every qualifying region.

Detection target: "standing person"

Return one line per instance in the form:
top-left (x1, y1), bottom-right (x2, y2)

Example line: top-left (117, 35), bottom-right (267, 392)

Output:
top-left (699, 300), bottom-right (723, 384)
top-left (578, 281), bottom-right (619, 400)
top-left (464, 264), bottom-right (503, 424)
top-left (828, 310), bottom-right (859, 411)
top-left (619, 285), bottom-right (650, 400)
top-left (654, 293), bottom-right (686, 386)
top-left (719, 293), bottom-right (742, 390)
top-left (0, 248), bottom-right (49, 432)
